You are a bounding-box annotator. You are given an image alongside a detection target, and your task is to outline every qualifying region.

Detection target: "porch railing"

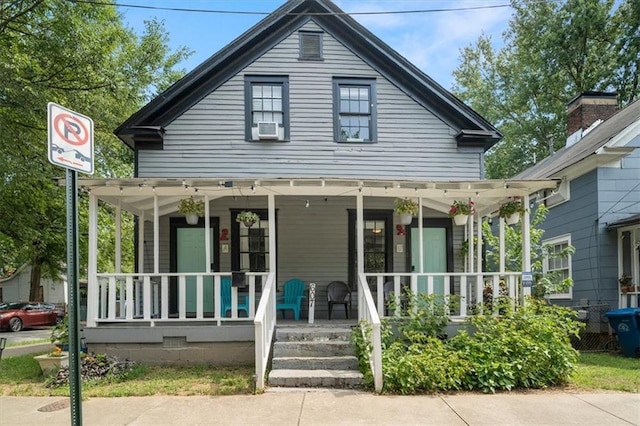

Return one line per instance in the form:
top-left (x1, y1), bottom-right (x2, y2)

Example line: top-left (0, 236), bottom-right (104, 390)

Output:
top-left (93, 272), bottom-right (268, 324)
top-left (254, 272), bottom-right (276, 391)
top-left (364, 272), bottom-right (522, 318)
top-left (357, 273), bottom-right (383, 393)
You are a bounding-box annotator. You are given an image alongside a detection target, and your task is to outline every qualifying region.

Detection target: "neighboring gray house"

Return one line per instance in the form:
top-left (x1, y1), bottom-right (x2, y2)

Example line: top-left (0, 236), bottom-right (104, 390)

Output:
top-left (0, 264), bottom-right (66, 304)
top-left (516, 93), bottom-right (640, 311)
top-left (80, 0), bottom-right (555, 368)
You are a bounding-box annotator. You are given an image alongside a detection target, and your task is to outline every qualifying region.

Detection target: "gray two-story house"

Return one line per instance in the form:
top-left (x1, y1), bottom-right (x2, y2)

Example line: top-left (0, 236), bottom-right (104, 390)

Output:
top-left (516, 93), bottom-right (640, 316)
top-left (81, 0), bottom-right (556, 382)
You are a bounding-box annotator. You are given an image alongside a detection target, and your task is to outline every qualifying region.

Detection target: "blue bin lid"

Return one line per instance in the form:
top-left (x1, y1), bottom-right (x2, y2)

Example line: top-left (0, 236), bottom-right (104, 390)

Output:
top-left (605, 307), bottom-right (640, 317)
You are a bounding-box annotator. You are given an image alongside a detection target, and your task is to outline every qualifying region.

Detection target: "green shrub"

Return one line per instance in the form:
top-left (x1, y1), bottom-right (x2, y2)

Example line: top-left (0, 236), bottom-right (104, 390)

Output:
top-left (382, 338), bottom-right (468, 394)
top-left (449, 299), bottom-right (584, 392)
top-left (355, 295), bottom-right (583, 394)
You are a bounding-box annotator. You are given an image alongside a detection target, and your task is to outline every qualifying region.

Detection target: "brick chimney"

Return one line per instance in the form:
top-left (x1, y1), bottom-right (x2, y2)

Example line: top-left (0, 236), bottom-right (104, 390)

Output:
top-left (566, 92), bottom-right (618, 144)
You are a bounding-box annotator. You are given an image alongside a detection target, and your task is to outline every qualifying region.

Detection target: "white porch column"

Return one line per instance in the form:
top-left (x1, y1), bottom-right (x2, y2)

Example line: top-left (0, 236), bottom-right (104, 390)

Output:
top-left (268, 194), bottom-right (276, 275)
top-left (115, 201), bottom-right (121, 273)
top-left (153, 195), bottom-right (159, 274)
top-left (356, 193), bottom-right (364, 275)
top-left (499, 217), bottom-right (506, 273)
top-left (86, 193), bottom-right (98, 327)
top-left (418, 197), bottom-right (424, 274)
top-left (468, 207), bottom-right (475, 272)
top-left (138, 212), bottom-right (145, 274)
top-left (204, 195), bottom-right (211, 273)
top-left (522, 194), bottom-right (532, 297)
top-left (476, 214), bottom-right (482, 273)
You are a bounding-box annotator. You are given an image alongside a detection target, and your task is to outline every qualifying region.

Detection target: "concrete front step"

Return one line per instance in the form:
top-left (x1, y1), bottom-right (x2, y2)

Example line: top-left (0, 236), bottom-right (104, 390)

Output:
top-left (275, 327), bottom-right (353, 342)
top-left (271, 355), bottom-right (359, 370)
top-left (268, 369), bottom-right (364, 388)
top-left (273, 341), bottom-right (355, 358)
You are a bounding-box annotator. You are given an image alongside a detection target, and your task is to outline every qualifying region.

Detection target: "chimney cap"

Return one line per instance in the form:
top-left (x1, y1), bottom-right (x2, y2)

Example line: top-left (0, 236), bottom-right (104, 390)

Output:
top-left (567, 91), bottom-right (618, 107)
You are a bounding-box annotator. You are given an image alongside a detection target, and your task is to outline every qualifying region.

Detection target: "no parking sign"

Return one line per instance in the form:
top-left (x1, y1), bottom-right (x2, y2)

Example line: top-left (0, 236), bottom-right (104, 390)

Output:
top-left (48, 102), bottom-right (94, 174)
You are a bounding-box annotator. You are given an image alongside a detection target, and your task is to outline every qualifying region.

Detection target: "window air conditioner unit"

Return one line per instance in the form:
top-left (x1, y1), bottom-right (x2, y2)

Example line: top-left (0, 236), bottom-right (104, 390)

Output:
top-left (257, 122), bottom-right (279, 140)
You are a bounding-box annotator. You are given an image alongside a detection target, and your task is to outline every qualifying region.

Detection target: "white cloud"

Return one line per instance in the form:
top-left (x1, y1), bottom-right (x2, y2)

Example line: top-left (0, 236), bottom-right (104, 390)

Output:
top-left (337, 1), bottom-right (512, 88)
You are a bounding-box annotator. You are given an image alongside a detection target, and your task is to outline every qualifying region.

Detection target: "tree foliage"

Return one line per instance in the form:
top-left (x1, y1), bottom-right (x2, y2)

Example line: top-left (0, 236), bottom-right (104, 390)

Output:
top-left (482, 204), bottom-right (575, 297)
top-left (453, 0), bottom-right (640, 178)
top-left (0, 0), bottom-right (190, 298)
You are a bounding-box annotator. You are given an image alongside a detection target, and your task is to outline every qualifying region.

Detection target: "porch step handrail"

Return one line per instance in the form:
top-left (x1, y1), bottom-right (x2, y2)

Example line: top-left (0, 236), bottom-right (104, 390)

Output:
top-left (254, 271), bottom-right (276, 392)
top-left (357, 272), bottom-right (383, 393)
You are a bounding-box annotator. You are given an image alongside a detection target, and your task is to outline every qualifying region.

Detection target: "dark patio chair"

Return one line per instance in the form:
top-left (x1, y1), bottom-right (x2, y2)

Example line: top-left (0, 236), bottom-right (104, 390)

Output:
top-left (327, 281), bottom-right (351, 319)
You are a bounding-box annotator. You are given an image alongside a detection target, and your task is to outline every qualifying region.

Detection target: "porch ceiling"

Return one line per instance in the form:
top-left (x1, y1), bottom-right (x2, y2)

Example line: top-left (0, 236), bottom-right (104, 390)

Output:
top-left (71, 177), bottom-right (559, 218)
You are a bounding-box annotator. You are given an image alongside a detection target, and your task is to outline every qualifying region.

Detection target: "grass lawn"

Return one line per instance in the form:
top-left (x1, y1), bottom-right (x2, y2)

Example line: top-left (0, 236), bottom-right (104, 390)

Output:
top-left (0, 351), bottom-right (637, 396)
top-left (0, 352), bottom-right (254, 397)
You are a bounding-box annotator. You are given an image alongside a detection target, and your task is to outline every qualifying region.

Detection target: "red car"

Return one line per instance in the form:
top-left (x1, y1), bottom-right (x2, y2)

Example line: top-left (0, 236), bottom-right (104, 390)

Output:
top-left (0, 302), bottom-right (60, 332)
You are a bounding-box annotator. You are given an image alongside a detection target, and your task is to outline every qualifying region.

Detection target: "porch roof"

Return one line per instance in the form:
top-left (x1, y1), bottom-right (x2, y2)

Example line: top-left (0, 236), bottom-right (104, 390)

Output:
top-left (73, 177), bottom-right (558, 218)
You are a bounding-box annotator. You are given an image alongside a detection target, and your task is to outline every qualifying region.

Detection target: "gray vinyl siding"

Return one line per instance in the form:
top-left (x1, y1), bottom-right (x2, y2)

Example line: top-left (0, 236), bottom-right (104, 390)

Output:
top-left (142, 195), bottom-right (456, 319)
top-left (137, 21), bottom-right (481, 181)
top-left (543, 172), bottom-right (599, 306)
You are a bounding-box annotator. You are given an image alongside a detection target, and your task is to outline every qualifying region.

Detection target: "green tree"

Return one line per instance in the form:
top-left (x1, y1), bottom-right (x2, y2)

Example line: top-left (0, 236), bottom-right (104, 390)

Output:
top-left (453, 0), bottom-right (639, 179)
top-left (0, 0), bottom-right (190, 299)
top-left (482, 205), bottom-right (575, 297)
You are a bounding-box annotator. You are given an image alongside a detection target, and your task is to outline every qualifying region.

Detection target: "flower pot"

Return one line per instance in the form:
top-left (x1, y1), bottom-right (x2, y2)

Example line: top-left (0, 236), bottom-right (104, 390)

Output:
top-left (185, 214), bottom-right (199, 225)
top-left (34, 353), bottom-right (69, 375)
top-left (505, 213), bottom-right (520, 225)
top-left (243, 220), bottom-right (255, 228)
top-left (453, 215), bottom-right (468, 226)
top-left (399, 213), bottom-right (413, 225)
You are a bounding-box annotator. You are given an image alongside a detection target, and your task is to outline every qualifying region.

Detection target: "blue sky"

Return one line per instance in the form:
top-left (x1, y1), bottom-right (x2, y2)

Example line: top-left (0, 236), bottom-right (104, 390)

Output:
top-left (118, 0), bottom-right (512, 90)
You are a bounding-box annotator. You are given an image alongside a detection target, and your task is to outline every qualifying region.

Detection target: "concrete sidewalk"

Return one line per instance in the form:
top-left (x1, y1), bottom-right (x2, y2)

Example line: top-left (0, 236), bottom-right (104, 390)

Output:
top-left (1, 390), bottom-right (638, 425)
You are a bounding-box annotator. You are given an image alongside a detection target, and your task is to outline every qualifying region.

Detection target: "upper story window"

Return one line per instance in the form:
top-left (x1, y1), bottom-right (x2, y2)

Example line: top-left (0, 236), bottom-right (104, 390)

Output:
top-left (299, 31), bottom-right (323, 60)
top-left (542, 234), bottom-right (573, 299)
top-left (332, 78), bottom-right (377, 143)
top-left (244, 76), bottom-right (289, 141)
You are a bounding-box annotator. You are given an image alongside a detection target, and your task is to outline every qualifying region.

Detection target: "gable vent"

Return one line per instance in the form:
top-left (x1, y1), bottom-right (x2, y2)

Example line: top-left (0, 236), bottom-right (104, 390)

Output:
top-left (257, 122), bottom-right (279, 139)
top-left (299, 32), bottom-right (322, 60)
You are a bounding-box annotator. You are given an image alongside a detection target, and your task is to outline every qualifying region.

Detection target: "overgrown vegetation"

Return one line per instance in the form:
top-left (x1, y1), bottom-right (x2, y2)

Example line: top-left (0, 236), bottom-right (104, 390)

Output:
top-left (45, 353), bottom-right (138, 388)
top-left (354, 293), bottom-right (586, 394)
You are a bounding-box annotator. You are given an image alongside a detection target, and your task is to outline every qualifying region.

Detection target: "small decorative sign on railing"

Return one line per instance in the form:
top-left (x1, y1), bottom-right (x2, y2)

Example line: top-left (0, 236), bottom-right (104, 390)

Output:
top-left (308, 282), bottom-right (316, 324)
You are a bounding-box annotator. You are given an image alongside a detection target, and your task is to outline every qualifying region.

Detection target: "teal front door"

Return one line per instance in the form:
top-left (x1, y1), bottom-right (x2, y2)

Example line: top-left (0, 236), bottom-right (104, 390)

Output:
top-left (410, 224), bottom-right (450, 294)
top-left (171, 218), bottom-right (219, 316)
top-left (177, 228), bottom-right (215, 314)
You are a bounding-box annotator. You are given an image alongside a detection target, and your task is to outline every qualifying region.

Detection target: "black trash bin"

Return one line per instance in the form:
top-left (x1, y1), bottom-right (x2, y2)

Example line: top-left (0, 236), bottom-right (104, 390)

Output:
top-left (604, 307), bottom-right (640, 357)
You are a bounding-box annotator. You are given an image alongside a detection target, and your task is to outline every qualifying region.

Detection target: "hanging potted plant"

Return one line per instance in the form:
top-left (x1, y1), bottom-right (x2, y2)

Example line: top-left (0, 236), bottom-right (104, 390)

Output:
top-left (178, 197), bottom-right (205, 225)
top-left (236, 210), bottom-right (260, 228)
top-left (448, 200), bottom-right (474, 226)
top-left (394, 198), bottom-right (418, 225)
top-left (499, 198), bottom-right (525, 225)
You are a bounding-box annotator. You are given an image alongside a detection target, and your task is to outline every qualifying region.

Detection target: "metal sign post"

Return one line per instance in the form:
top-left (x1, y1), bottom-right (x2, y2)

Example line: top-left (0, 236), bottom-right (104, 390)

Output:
top-left (48, 102), bottom-right (93, 426)
top-left (66, 168), bottom-right (82, 426)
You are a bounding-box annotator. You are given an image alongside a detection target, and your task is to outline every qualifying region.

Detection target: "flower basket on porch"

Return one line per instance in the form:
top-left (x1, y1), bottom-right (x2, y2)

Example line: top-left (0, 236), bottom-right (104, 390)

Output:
top-left (499, 198), bottom-right (525, 225)
top-left (448, 200), bottom-right (474, 226)
top-left (619, 274), bottom-right (634, 293)
top-left (236, 210), bottom-right (259, 228)
top-left (394, 198), bottom-right (418, 225)
top-left (178, 197), bottom-right (205, 225)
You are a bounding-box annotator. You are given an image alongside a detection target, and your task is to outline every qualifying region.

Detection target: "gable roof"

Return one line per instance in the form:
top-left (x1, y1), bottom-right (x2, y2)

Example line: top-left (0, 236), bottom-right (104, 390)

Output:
top-left (515, 99), bottom-right (640, 179)
top-left (115, 0), bottom-right (501, 149)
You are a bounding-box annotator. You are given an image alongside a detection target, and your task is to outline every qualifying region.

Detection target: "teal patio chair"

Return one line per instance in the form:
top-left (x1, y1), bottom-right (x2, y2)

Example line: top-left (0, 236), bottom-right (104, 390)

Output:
top-left (221, 277), bottom-right (250, 317)
top-left (276, 278), bottom-right (307, 320)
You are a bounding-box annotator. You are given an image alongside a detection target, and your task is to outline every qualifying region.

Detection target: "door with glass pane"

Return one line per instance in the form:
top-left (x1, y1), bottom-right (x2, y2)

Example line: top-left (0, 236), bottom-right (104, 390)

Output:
top-left (231, 210), bottom-right (270, 288)
top-left (348, 211), bottom-right (393, 289)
